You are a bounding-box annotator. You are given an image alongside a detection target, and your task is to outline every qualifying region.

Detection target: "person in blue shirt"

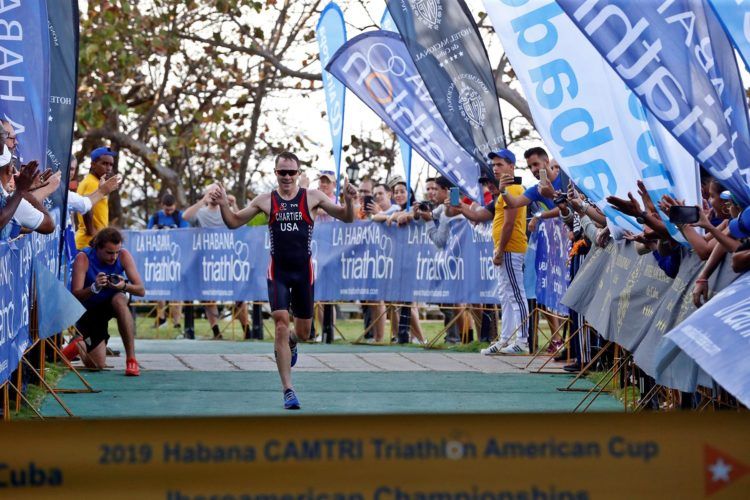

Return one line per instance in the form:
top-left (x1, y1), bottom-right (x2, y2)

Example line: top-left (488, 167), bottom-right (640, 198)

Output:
top-left (66, 227), bottom-right (145, 375)
top-left (147, 193), bottom-right (188, 331)
top-left (498, 147), bottom-right (565, 225)
top-left (147, 193), bottom-right (189, 229)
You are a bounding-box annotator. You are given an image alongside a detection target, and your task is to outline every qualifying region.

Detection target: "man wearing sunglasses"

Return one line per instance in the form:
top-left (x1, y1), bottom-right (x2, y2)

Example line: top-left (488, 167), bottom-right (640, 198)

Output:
top-left (211, 151), bottom-right (357, 410)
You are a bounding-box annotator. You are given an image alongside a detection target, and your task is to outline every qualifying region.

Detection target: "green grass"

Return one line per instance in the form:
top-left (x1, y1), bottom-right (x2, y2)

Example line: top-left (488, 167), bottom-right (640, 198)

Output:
top-left (124, 307), bottom-right (554, 353)
top-left (11, 362), bottom-right (67, 420)
top-left (586, 371), bottom-right (639, 411)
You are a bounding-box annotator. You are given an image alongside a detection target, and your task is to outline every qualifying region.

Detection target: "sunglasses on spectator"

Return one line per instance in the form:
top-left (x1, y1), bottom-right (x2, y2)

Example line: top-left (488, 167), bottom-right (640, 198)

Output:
top-left (276, 170), bottom-right (298, 177)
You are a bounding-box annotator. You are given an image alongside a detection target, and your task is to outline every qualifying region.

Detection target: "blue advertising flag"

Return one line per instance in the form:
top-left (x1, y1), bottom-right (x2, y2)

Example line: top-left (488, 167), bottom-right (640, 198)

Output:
top-left (484, 0), bottom-right (664, 233)
top-left (1, 1), bottom-right (51, 168)
top-left (381, 7), bottom-right (415, 193)
top-left (557, 0), bottom-right (750, 207)
top-left (386, 0), bottom-right (505, 177)
top-left (659, 272), bottom-right (750, 408)
top-left (326, 31), bottom-right (483, 202)
top-left (316, 2), bottom-right (347, 198)
top-left (708, 0), bottom-right (750, 71)
top-left (47, 0), bottom-right (80, 271)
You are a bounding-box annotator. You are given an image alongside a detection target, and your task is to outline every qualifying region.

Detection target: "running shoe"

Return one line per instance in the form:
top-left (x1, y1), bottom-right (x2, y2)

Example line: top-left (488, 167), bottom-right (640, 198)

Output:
top-left (289, 331), bottom-right (298, 367)
top-left (125, 358), bottom-right (140, 376)
top-left (62, 336), bottom-right (83, 361)
top-left (499, 341), bottom-right (530, 355)
top-left (480, 339), bottom-right (510, 356)
top-left (546, 339), bottom-right (564, 354)
top-left (283, 389), bottom-right (300, 410)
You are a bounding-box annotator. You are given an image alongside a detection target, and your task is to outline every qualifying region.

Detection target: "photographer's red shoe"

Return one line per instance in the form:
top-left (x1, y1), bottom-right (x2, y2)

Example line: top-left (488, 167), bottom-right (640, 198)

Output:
top-left (125, 358), bottom-right (140, 376)
top-left (61, 337), bottom-right (82, 361)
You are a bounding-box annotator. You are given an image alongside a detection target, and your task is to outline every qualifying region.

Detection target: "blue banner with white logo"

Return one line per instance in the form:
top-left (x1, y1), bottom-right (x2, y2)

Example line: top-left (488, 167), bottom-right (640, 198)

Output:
top-left (0, 238), bottom-right (32, 384)
top-left (557, 0), bottom-right (750, 207)
top-left (381, 8), bottom-right (415, 193)
top-left (708, 0), bottom-right (750, 71)
top-left (316, 2), bottom-right (347, 198)
top-left (47, 0), bottom-right (80, 271)
top-left (326, 31), bottom-right (483, 202)
top-left (534, 218), bottom-right (569, 315)
top-left (658, 272), bottom-right (750, 408)
top-left (122, 220), bottom-right (501, 304)
top-left (483, 0), bottom-right (699, 236)
top-left (0, 1), bottom-right (50, 168)
top-left (386, 0), bottom-right (505, 177)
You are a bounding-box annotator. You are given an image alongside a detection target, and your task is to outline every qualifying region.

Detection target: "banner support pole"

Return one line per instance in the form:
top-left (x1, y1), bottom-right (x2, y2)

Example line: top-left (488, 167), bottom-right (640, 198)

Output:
top-left (21, 358), bottom-right (75, 418)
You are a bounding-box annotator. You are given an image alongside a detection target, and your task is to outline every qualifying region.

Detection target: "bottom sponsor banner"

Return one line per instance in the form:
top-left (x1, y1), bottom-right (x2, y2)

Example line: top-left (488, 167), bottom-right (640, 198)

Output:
top-left (0, 413), bottom-right (748, 498)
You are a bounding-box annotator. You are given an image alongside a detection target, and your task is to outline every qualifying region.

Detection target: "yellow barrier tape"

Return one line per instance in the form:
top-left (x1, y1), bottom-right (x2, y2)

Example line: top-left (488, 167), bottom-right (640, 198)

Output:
top-left (0, 412), bottom-right (748, 499)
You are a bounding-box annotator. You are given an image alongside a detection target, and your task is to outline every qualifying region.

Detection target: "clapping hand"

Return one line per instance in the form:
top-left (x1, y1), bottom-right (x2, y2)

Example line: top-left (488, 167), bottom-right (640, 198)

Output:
top-left (13, 160), bottom-right (40, 193)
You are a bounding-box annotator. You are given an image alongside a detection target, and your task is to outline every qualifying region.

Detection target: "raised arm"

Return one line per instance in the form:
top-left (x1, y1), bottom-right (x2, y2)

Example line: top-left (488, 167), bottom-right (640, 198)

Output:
top-left (212, 184), bottom-right (266, 228)
top-left (182, 192), bottom-right (209, 222)
top-left (453, 201), bottom-right (493, 223)
top-left (694, 209), bottom-right (740, 253)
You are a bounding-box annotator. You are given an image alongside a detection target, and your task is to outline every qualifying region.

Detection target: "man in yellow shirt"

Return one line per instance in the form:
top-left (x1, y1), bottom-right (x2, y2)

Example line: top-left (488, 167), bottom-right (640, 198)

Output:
top-left (453, 149), bottom-right (529, 354)
top-left (76, 147), bottom-right (115, 249)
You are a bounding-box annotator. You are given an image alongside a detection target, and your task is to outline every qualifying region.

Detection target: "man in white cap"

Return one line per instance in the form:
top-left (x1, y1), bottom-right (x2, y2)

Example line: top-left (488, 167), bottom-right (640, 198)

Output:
top-left (315, 169), bottom-right (338, 222)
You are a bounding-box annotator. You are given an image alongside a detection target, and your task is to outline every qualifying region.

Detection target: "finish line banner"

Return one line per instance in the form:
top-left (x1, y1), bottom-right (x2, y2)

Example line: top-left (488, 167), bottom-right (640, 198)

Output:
top-left (1, 413), bottom-right (749, 499)
top-left (123, 220), bottom-right (506, 304)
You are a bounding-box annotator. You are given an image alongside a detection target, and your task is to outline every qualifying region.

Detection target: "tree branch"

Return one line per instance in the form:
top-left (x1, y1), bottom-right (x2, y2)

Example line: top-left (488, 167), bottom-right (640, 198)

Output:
top-left (177, 33), bottom-right (322, 81)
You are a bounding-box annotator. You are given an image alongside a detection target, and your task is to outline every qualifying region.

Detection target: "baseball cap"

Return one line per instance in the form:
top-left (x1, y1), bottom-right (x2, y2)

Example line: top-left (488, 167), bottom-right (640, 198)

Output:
top-left (91, 147), bottom-right (116, 162)
top-left (728, 206), bottom-right (750, 239)
top-left (488, 148), bottom-right (516, 164)
top-left (317, 169), bottom-right (336, 182)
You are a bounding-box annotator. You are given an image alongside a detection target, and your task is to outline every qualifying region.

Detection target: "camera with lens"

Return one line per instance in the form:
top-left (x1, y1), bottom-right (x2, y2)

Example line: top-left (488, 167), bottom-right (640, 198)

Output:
top-left (417, 201), bottom-right (431, 212)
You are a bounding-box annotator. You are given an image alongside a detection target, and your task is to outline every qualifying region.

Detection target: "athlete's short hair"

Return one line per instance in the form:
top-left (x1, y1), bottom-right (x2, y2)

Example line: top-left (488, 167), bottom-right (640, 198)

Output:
top-left (275, 151), bottom-right (300, 169)
top-left (524, 147), bottom-right (548, 160)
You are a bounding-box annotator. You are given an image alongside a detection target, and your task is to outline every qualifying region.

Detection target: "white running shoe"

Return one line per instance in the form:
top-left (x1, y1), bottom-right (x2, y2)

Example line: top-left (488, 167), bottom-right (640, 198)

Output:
top-left (480, 339), bottom-right (510, 356)
top-left (499, 341), bottom-right (530, 355)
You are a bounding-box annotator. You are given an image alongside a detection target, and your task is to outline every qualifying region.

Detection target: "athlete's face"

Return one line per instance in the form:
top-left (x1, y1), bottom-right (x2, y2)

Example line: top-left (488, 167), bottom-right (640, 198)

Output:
top-left (275, 157), bottom-right (300, 190)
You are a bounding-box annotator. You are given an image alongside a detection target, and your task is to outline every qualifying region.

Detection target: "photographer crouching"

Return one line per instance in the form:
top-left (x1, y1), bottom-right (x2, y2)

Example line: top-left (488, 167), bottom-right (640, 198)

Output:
top-left (64, 227), bottom-right (145, 375)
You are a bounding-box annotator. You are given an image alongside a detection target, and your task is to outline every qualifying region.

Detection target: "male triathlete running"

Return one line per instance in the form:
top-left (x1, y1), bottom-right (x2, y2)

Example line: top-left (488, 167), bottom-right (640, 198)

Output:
top-left (211, 152), bottom-right (356, 409)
